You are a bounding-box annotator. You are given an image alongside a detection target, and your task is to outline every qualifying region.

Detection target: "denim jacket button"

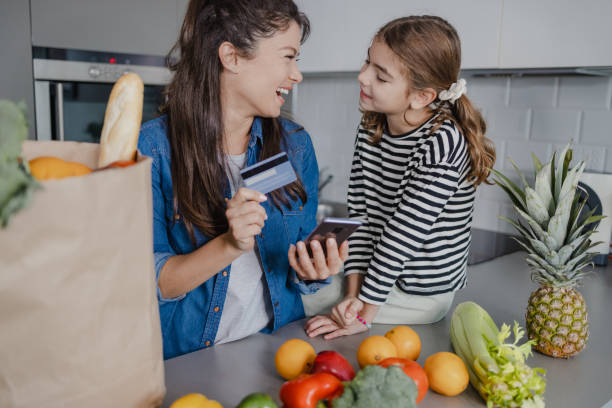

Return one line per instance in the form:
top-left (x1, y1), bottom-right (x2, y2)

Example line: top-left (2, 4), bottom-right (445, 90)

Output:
top-left (174, 214), bottom-right (180, 220)
top-left (299, 206), bottom-right (303, 211)
top-left (274, 301), bottom-right (280, 307)
top-left (222, 271), bottom-right (228, 277)
top-left (205, 340), bottom-right (211, 347)
top-left (214, 306), bottom-right (220, 312)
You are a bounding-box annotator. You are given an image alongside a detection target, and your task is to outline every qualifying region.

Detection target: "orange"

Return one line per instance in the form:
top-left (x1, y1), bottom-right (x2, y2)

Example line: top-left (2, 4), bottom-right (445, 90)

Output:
top-left (384, 325), bottom-right (421, 360)
top-left (424, 351), bottom-right (470, 396)
top-left (275, 338), bottom-right (316, 380)
top-left (169, 393), bottom-right (223, 408)
top-left (356, 335), bottom-right (397, 368)
top-left (29, 156), bottom-right (92, 180)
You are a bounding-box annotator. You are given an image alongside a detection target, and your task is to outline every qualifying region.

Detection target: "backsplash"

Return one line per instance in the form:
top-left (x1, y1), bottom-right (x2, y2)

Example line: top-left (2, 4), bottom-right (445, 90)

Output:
top-left (291, 73), bottom-right (612, 233)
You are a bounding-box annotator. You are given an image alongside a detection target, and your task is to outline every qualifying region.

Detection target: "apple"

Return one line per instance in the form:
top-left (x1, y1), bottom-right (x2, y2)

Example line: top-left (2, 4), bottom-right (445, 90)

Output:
top-left (311, 350), bottom-right (355, 381)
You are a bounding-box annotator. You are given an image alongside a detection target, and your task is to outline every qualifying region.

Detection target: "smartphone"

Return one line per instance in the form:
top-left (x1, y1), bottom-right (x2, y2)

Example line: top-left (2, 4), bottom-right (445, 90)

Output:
top-left (303, 217), bottom-right (362, 257)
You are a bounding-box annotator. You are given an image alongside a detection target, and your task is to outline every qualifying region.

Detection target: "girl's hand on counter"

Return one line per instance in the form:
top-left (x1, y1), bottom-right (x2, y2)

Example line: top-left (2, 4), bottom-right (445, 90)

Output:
top-left (224, 188), bottom-right (268, 252)
top-left (305, 315), bottom-right (368, 339)
top-left (288, 238), bottom-right (349, 281)
top-left (331, 296), bottom-right (363, 327)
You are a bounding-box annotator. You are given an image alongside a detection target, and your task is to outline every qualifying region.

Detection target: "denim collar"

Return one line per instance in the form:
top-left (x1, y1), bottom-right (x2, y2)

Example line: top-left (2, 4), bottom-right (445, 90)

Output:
top-left (248, 117), bottom-right (264, 149)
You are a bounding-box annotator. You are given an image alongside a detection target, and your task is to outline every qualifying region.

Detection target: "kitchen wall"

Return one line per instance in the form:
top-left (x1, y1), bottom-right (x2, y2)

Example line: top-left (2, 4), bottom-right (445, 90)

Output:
top-left (292, 74), bottom-right (612, 233)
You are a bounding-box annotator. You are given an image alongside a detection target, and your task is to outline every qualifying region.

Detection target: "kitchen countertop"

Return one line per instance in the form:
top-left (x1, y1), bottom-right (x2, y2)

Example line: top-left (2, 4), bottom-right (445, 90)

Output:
top-left (163, 252), bottom-right (612, 407)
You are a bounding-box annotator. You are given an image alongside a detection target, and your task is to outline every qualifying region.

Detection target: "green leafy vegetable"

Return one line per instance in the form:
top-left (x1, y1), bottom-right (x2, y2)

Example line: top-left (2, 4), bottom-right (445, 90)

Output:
top-left (332, 365), bottom-right (417, 408)
top-left (0, 100), bottom-right (39, 227)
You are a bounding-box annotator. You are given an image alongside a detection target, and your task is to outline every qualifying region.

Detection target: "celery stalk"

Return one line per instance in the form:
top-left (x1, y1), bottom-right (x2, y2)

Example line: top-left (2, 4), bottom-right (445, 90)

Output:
top-left (450, 302), bottom-right (546, 407)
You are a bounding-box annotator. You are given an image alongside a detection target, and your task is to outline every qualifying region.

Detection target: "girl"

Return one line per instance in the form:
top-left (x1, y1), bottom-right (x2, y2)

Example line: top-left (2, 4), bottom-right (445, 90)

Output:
top-left (138, 0), bottom-right (348, 359)
top-left (306, 16), bottom-right (495, 339)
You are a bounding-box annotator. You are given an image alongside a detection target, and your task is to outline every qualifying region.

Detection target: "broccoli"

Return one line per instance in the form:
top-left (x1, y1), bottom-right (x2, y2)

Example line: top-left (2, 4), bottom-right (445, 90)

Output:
top-left (0, 100), bottom-right (39, 227)
top-left (332, 365), bottom-right (418, 408)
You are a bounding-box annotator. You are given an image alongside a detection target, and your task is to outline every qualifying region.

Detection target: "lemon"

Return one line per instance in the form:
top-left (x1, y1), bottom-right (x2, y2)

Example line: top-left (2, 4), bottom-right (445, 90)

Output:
top-left (169, 393), bottom-right (223, 408)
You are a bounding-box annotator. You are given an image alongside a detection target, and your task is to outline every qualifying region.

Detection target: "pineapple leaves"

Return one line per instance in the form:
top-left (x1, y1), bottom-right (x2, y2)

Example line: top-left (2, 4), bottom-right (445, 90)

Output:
top-left (534, 163), bottom-right (553, 215)
top-left (550, 151), bottom-right (557, 208)
top-left (562, 147), bottom-right (572, 184)
top-left (554, 144), bottom-right (571, 202)
top-left (514, 206), bottom-right (559, 251)
top-left (531, 153), bottom-right (543, 176)
top-left (567, 190), bottom-right (587, 239)
top-left (494, 142), bottom-right (598, 287)
top-left (557, 232), bottom-right (591, 265)
top-left (583, 215), bottom-right (606, 228)
top-left (547, 190), bottom-right (575, 250)
top-left (568, 205), bottom-right (604, 242)
top-left (508, 158), bottom-right (530, 189)
top-left (526, 187), bottom-right (550, 225)
top-left (499, 216), bottom-right (536, 240)
top-left (559, 162), bottom-right (585, 200)
top-left (492, 169), bottom-right (526, 210)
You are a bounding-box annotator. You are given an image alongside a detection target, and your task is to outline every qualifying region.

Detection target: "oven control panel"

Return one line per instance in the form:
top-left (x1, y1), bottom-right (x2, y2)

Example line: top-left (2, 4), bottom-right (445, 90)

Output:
top-left (88, 65), bottom-right (132, 81)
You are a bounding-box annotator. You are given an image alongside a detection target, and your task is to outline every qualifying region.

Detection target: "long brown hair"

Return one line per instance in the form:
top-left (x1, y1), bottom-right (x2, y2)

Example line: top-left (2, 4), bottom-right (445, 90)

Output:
top-left (362, 16), bottom-right (495, 185)
top-left (162, 0), bottom-right (310, 239)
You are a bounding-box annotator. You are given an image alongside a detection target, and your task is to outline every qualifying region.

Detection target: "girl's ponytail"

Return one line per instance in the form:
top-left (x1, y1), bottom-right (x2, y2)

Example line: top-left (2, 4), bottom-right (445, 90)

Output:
top-left (429, 95), bottom-right (495, 186)
top-left (450, 96), bottom-right (495, 186)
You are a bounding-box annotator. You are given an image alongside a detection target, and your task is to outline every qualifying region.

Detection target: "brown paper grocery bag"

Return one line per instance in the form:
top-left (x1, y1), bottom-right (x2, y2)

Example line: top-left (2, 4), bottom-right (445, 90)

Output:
top-left (0, 141), bottom-right (165, 407)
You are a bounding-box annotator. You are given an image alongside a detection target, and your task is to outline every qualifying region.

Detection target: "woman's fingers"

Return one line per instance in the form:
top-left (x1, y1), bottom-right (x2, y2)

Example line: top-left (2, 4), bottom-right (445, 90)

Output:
top-left (228, 211), bottom-right (266, 229)
top-left (288, 244), bottom-right (305, 278)
top-left (324, 238), bottom-right (342, 274)
top-left (228, 188), bottom-right (266, 207)
top-left (309, 240), bottom-right (329, 278)
top-left (324, 320), bottom-right (369, 340)
top-left (226, 201), bottom-right (267, 222)
top-left (323, 327), bottom-right (351, 340)
top-left (296, 241), bottom-right (317, 280)
top-left (305, 315), bottom-right (340, 337)
top-left (304, 315), bottom-right (333, 332)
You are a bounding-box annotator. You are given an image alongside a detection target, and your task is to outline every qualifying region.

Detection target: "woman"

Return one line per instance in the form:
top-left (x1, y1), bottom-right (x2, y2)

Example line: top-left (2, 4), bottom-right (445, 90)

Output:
top-left (138, 0), bottom-right (348, 359)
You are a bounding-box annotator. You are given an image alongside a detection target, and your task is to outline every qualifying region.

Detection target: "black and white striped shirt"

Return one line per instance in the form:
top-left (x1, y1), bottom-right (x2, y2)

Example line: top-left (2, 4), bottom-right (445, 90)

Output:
top-left (345, 117), bottom-right (475, 305)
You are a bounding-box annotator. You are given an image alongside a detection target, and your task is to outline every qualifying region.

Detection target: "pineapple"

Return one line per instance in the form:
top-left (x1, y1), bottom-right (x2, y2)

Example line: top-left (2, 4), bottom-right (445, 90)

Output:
top-left (492, 144), bottom-right (604, 358)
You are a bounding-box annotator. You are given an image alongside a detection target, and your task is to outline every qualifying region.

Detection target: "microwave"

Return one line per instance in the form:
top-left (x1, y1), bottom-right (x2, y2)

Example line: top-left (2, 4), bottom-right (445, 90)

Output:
top-left (33, 47), bottom-right (172, 142)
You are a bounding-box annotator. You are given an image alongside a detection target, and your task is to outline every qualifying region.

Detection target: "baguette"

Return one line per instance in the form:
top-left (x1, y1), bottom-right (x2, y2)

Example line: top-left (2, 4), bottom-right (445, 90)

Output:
top-left (98, 73), bottom-right (144, 168)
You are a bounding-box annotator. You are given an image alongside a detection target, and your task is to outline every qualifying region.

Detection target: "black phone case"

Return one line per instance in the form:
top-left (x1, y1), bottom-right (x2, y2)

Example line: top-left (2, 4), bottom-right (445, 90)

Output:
top-left (304, 218), bottom-right (361, 257)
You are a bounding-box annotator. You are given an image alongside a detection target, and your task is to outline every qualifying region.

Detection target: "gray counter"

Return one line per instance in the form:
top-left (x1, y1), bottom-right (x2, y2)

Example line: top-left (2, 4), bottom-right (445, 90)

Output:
top-left (163, 252), bottom-right (612, 407)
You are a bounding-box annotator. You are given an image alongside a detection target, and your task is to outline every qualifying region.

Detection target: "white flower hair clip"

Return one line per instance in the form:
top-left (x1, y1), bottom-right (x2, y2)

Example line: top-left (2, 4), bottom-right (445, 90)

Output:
top-left (438, 78), bottom-right (467, 104)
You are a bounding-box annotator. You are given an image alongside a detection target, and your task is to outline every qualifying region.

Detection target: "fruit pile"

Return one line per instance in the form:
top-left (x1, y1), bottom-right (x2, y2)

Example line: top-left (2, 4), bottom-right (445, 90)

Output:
top-left (170, 325), bottom-right (469, 408)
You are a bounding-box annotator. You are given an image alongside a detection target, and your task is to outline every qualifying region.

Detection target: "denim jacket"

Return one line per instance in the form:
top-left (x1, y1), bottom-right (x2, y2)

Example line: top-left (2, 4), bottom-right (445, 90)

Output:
top-left (138, 116), bottom-right (327, 359)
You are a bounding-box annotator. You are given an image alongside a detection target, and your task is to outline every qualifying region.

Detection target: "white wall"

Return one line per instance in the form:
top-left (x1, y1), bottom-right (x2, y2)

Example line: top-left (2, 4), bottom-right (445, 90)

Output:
top-left (293, 74), bottom-right (612, 233)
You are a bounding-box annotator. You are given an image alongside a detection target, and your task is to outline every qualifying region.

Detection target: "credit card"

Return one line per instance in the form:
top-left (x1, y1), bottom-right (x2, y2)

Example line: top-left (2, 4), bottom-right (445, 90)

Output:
top-left (240, 152), bottom-right (297, 195)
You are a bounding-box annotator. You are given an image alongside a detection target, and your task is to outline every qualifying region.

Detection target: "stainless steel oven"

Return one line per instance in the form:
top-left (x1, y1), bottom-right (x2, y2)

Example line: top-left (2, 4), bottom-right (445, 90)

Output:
top-left (33, 47), bottom-right (172, 142)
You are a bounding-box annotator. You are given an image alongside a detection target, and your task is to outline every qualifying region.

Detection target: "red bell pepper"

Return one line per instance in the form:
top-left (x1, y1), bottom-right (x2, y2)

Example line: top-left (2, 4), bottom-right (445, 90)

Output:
top-left (279, 372), bottom-right (343, 408)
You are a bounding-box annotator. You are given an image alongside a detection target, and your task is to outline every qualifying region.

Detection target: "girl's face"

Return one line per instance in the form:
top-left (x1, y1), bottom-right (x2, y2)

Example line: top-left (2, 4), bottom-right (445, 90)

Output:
top-left (236, 21), bottom-right (303, 118)
top-left (357, 39), bottom-right (413, 115)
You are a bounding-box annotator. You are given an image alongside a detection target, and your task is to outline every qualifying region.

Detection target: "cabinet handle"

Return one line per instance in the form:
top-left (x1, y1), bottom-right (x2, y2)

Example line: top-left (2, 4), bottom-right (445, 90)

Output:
top-left (55, 82), bottom-right (64, 141)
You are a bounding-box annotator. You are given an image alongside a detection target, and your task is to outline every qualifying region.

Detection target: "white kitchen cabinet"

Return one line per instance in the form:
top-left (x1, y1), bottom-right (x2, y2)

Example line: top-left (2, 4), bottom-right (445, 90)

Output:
top-left (295, 0), bottom-right (502, 72)
top-left (30, 0), bottom-right (180, 56)
top-left (1, 1), bottom-right (35, 139)
top-left (500, 0), bottom-right (612, 68)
